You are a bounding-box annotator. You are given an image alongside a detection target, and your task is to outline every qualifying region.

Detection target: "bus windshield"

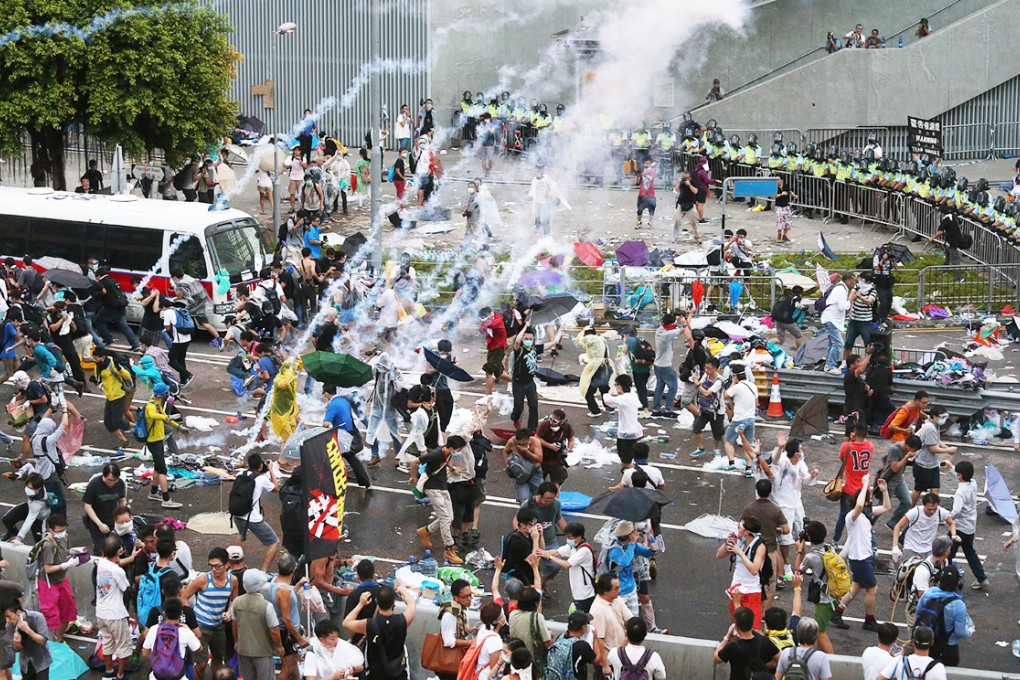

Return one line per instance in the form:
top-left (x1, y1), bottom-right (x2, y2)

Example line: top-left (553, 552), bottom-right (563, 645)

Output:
top-left (205, 219), bottom-right (269, 282)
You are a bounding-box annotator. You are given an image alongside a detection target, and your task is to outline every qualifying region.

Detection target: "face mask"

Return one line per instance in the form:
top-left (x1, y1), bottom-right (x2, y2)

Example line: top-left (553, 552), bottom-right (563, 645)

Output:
top-left (550, 426), bottom-right (560, 432)
top-left (115, 522), bottom-right (133, 536)
top-left (937, 415), bottom-right (948, 425)
top-left (468, 187), bottom-right (476, 194)
top-left (54, 531), bottom-right (67, 540)
top-left (523, 340), bottom-right (534, 348)
top-left (565, 538), bottom-right (577, 547)
top-left (305, 180), bottom-right (312, 187)
top-left (400, 153), bottom-right (407, 159)
top-left (426, 104), bottom-right (433, 110)
top-left (24, 487), bottom-right (37, 498)
top-left (500, 653), bottom-right (511, 664)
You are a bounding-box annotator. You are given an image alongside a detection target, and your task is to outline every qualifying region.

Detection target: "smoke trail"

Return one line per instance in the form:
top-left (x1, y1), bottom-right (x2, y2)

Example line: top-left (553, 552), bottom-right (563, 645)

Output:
top-left (0, 3), bottom-right (196, 49)
top-left (131, 233), bottom-right (195, 294)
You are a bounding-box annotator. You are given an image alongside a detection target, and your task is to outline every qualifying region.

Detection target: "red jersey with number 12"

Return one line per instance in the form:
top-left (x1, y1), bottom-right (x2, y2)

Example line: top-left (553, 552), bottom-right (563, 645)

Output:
top-left (840, 439), bottom-right (874, 495)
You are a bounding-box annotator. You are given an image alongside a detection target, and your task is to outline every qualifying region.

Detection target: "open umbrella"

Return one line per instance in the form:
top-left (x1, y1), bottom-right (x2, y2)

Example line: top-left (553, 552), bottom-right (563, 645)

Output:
top-left (15, 641), bottom-right (90, 680)
top-left (788, 394), bottom-right (832, 439)
top-left (423, 347), bottom-right (474, 382)
top-left (984, 464), bottom-right (1018, 523)
top-left (301, 351), bottom-right (373, 387)
top-left (186, 513), bottom-right (237, 536)
top-left (517, 269), bottom-right (566, 289)
top-left (587, 487), bottom-right (672, 522)
top-left (616, 240), bottom-right (649, 266)
top-left (340, 232), bottom-right (368, 258)
top-left (43, 268), bottom-right (90, 289)
top-left (774, 270), bottom-right (817, 290)
top-left (535, 367), bottom-right (580, 385)
top-left (817, 232), bottom-right (837, 260)
top-left (529, 293), bottom-right (580, 326)
top-left (573, 242), bottom-right (605, 268)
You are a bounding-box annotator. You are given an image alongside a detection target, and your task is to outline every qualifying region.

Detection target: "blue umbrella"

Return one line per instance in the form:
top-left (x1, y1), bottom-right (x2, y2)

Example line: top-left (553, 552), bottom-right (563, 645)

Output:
top-left (15, 641), bottom-right (89, 680)
top-left (729, 280), bottom-right (744, 307)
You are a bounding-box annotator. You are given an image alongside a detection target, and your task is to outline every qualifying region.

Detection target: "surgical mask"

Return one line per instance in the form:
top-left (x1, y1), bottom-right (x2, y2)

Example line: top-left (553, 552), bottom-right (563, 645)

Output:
top-left (115, 522), bottom-right (133, 536)
top-left (54, 531), bottom-right (66, 540)
top-left (550, 426), bottom-right (560, 432)
top-left (426, 104), bottom-right (433, 110)
top-left (565, 538), bottom-right (577, 547)
top-left (24, 487), bottom-right (38, 498)
top-left (523, 340), bottom-right (534, 348)
top-left (305, 180), bottom-right (312, 187)
top-left (938, 415), bottom-right (949, 425)
top-left (500, 653), bottom-right (511, 664)
top-left (468, 187), bottom-right (475, 194)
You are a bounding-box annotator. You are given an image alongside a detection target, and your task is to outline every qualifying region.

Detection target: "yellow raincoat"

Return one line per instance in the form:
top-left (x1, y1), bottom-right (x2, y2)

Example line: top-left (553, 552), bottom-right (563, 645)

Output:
top-left (269, 358), bottom-right (301, 443)
top-left (576, 330), bottom-right (616, 399)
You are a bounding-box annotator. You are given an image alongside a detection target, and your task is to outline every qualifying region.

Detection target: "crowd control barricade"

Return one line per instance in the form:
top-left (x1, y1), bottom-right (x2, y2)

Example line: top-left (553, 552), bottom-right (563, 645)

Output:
top-left (942, 123), bottom-right (993, 160)
top-left (901, 196), bottom-right (942, 240)
top-left (992, 121), bottom-right (1020, 157)
top-left (917, 264), bottom-right (1020, 312)
top-left (831, 181), bottom-right (904, 227)
top-left (765, 170), bottom-right (833, 218)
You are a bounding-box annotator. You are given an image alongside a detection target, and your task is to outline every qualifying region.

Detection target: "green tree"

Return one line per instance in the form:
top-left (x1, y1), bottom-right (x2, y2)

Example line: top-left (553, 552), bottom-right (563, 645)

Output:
top-left (0, 0), bottom-right (239, 190)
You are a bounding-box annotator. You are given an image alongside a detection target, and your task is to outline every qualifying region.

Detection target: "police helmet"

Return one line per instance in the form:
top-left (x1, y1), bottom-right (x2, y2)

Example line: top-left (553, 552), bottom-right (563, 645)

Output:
top-left (714, 130), bottom-right (726, 145)
top-left (556, 104), bottom-right (565, 114)
top-left (856, 158), bottom-right (869, 171)
top-left (770, 143), bottom-right (782, 156)
top-left (539, 103), bottom-right (548, 114)
top-left (905, 161), bottom-right (918, 175)
top-left (957, 178), bottom-right (969, 191)
top-left (706, 119), bottom-right (717, 130)
top-left (530, 98), bottom-right (538, 108)
top-left (1007, 202), bottom-right (1020, 217)
top-left (867, 131), bottom-right (878, 144)
top-left (748, 133), bottom-right (758, 146)
top-left (976, 177), bottom-right (989, 192)
top-left (943, 167), bottom-right (956, 181)
top-left (681, 112), bottom-right (692, 123)
top-left (476, 92), bottom-right (484, 102)
top-left (804, 143), bottom-right (816, 157)
top-left (463, 90), bottom-right (472, 101)
top-left (979, 191), bottom-right (990, 206)
top-left (684, 128), bottom-right (695, 140)
top-left (851, 149), bottom-right (863, 161)
top-left (878, 158), bottom-right (889, 171)
top-left (729, 134), bottom-right (740, 146)
top-left (773, 131), bottom-right (784, 143)
top-left (785, 142), bottom-right (798, 155)
top-left (840, 152), bottom-right (851, 165)
top-left (500, 91), bottom-right (510, 102)
top-left (918, 167), bottom-right (930, 182)
top-left (827, 144), bottom-right (838, 159)
top-left (919, 153), bottom-right (931, 167)
top-left (813, 145), bottom-right (825, 160)
top-left (889, 160), bottom-right (899, 172)
top-left (994, 196), bottom-right (1006, 212)
top-left (863, 148), bottom-right (875, 162)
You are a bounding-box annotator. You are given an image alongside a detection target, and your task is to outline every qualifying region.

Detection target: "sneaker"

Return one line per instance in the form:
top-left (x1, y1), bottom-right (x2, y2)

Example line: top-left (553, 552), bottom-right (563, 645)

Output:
top-left (650, 411), bottom-right (663, 418)
top-left (698, 218), bottom-right (708, 224)
top-left (209, 338), bottom-right (223, 348)
top-left (689, 448), bottom-right (706, 457)
top-left (861, 619), bottom-right (880, 632)
top-left (396, 463), bottom-right (410, 473)
top-left (367, 457), bottom-right (381, 468)
top-left (775, 579), bottom-right (786, 591)
top-left (971, 579), bottom-right (989, 590)
top-left (830, 611), bottom-right (850, 629)
top-left (416, 526), bottom-right (433, 549)
top-left (650, 627), bottom-right (669, 635)
top-left (161, 499), bottom-right (183, 509)
top-left (723, 463), bottom-right (738, 472)
top-left (147, 492), bottom-right (162, 502)
top-left (713, 449), bottom-right (723, 457)
top-left (182, 375), bottom-right (195, 388)
top-left (743, 467), bottom-right (754, 477)
top-left (824, 367), bottom-right (843, 375)
top-left (586, 411), bottom-right (602, 417)
top-left (461, 531), bottom-right (479, 546)
top-left (468, 528), bottom-right (481, 543)
top-left (661, 411), bottom-right (679, 419)
top-left (444, 547), bottom-right (464, 565)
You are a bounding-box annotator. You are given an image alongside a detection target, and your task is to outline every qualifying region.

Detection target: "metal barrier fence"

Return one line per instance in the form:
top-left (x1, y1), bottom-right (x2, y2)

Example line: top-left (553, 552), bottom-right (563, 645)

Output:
top-left (917, 264), bottom-right (1020, 312)
top-left (992, 121), bottom-right (1020, 156)
top-left (831, 181), bottom-right (905, 228)
top-left (765, 170), bottom-right (832, 216)
top-left (943, 123), bottom-right (993, 160)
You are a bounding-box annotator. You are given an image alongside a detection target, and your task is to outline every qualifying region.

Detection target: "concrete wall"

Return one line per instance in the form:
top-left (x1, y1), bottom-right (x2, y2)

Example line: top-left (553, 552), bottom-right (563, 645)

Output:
top-left (696, 0), bottom-right (1020, 132)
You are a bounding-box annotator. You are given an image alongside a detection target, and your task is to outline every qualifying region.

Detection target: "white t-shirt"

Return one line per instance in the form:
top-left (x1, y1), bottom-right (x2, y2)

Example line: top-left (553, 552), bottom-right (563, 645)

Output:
top-left (726, 380), bottom-right (758, 421)
top-left (902, 506), bottom-right (950, 555)
top-left (171, 540), bottom-right (193, 578)
top-left (879, 654), bottom-right (946, 680)
top-left (472, 630), bottom-right (503, 674)
top-left (861, 645), bottom-right (894, 680)
top-left (770, 457), bottom-right (810, 510)
top-left (556, 543), bottom-right (596, 601)
top-left (143, 623), bottom-right (201, 679)
top-left (395, 113), bottom-right (412, 140)
top-left (377, 288), bottom-right (401, 329)
top-left (243, 472), bottom-right (275, 523)
top-left (608, 645), bottom-right (666, 680)
top-left (621, 464), bottom-right (665, 489)
top-left (912, 556), bottom-right (940, 595)
top-left (844, 510), bottom-right (873, 561)
top-left (96, 558), bottom-right (130, 619)
top-left (604, 391), bottom-right (642, 439)
top-left (303, 638), bottom-right (364, 679)
top-left (253, 280), bottom-right (286, 306)
top-left (820, 283), bottom-right (850, 326)
top-left (161, 308), bottom-right (192, 345)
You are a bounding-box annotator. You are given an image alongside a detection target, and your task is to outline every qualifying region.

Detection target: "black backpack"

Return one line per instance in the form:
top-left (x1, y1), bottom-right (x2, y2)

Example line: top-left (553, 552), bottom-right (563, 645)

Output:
top-left (102, 276), bottom-right (129, 310)
top-left (914, 593), bottom-right (960, 650)
top-left (259, 283), bottom-right (283, 315)
top-left (228, 471), bottom-right (257, 519)
top-left (633, 339), bottom-right (656, 366)
top-left (171, 169), bottom-right (187, 191)
top-left (279, 481), bottom-right (304, 539)
top-left (771, 294), bottom-right (796, 324)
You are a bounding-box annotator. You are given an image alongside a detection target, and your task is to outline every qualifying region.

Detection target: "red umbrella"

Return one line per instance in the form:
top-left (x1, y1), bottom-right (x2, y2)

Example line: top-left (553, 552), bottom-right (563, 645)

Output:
top-left (573, 242), bottom-right (605, 268)
top-left (692, 279), bottom-right (704, 308)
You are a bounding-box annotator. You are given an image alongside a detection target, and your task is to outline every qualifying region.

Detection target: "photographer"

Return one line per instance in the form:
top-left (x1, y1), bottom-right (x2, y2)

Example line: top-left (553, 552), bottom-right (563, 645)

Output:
top-left (826, 31), bottom-right (841, 53)
top-left (673, 170), bottom-right (701, 241)
top-left (872, 245), bottom-right (898, 322)
top-left (231, 453), bottom-right (281, 573)
top-left (793, 521), bottom-right (836, 653)
top-left (844, 272), bottom-right (876, 359)
top-left (534, 410), bottom-right (574, 486)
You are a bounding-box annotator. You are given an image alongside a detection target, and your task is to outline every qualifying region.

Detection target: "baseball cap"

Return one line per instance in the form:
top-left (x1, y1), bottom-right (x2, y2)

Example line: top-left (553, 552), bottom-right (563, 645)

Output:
top-left (242, 569), bottom-right (267, 595)
top-left (937, 564), bottom-right (962, 589)
top-left (568, 611), bottom-right (593, 631)
top-left (153, 383), bottom-right (170, 397)
top-left (911, 625), bottom-right (934, 649)
top-left (226, 546), bottom-right (244, 561)
top-left (615, 521), bottom-right (636, 538)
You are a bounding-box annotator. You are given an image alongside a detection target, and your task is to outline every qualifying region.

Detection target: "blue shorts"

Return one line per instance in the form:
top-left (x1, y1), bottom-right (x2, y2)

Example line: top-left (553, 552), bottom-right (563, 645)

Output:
top-left (724, 418), bottom-right (756, 445)
top-left (848, 556), bottom-right (877, 589)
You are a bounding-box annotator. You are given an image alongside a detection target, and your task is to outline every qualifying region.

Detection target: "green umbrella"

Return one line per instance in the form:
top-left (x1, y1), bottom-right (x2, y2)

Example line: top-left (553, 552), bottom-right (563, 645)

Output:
top-left (301, 351), bottom-right (373, 387)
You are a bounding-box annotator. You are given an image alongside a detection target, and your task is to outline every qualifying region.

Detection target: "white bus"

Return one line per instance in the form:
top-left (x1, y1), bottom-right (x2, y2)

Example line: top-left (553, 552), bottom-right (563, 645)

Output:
top-left (0, 187), bottom-right (271, 328)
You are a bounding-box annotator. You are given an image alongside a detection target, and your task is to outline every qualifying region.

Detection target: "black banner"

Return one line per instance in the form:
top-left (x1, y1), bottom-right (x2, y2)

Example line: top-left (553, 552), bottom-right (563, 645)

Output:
top-left (907, 116), bottom-right (943, 157)
top-left (300, 428), bottom-right (348, 562)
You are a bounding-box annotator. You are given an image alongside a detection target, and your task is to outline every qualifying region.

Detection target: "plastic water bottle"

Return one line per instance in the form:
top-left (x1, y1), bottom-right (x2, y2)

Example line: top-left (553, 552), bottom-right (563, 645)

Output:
top-left (881, 37), bottom-right (886, 48)
top-left (898, 35), bottom-right (903, 48)
top-left (408, 555), bottom-right (419, 573)
top-left (420, 550), bottom-right (439, 578)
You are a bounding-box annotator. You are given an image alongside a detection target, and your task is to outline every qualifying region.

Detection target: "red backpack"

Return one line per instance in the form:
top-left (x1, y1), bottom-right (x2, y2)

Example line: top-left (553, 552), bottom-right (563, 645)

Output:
top-left (879, 406), bottom-right (910, 440)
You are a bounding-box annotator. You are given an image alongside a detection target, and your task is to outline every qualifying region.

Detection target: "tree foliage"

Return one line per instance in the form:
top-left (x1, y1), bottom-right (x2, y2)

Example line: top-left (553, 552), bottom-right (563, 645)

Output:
top-left (0, 0), bottom-right (239, 189)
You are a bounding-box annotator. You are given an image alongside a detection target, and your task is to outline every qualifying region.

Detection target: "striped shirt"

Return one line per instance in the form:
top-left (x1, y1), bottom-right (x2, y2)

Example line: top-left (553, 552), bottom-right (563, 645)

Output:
top-left (848, 284), bottom-right (875, 322)
top-left (194, 572), bottom-right (233, 628)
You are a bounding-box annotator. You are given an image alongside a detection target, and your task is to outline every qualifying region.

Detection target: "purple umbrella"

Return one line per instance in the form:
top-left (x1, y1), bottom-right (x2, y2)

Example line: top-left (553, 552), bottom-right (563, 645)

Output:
top-left (517, 269), bottom-right (566, 289)
top-left (616, 240), bottom-right (650, 266)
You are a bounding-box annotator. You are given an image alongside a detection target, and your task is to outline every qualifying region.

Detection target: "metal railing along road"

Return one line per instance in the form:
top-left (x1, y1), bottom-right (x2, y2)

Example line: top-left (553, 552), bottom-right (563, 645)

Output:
top-left (763, 170), bottom-right (832, 216)
top-left (832, 181), bottom-right (905, 228)
top-left (916, 264), bottom-right (1020, 311)
top-left (992, 121), bottom-right (1020, 157)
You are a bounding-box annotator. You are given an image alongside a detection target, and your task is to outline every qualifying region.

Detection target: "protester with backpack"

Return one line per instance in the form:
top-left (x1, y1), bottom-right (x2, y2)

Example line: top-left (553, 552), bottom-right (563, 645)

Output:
top-left (539, 522), bottom-right (597, 612)
top-left (81, 463), bottom-right (126, 554)
top-left (876, 625), bottom-right (948, 680)
top-left (610, 617), bottom-right (666, 680)
top-left (713, 606), bottom-right (780, 680)
top-left (773, 618), bottom-right (832, 680)
top-left (27, 411), bottom-right (69, 519)
top-left (142, 597), bottom-right (201, 680)
top-left (343, 585), bottom-right (417, 680)
top-left (181, 548), bottom-right (236, 680)
top-left (320, 383), bottom-right (372, 488)
top-left (229, 453), bottom-right (281, 573)
top-left (161, 297), bottom-right (194, 388)
top-left (142, 384), bottom-right (183, 510)
top-left (914, 565), bottom-right (973, 667)
top-left (818, 272), bottom-right (853, 375)
top-left (93, 267), bottom-right (141, 351)
top-left (544, 610), bottom-right (598, 680)
top-left (229, 570), bottom-right (282, 680)
top-left (792, 521), bottom-right (837, 654)
top-left (624, 327), bottom-right (653, 412)
top-left (35, 514), bottom-right (79, 643)
top-left (508, 587), bottom-right (552, 678)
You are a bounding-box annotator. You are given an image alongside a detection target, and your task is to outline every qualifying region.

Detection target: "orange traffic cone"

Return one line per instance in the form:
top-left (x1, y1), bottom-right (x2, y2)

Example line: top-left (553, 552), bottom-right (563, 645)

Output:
top-left (766, 371), bottom-right (785, 418)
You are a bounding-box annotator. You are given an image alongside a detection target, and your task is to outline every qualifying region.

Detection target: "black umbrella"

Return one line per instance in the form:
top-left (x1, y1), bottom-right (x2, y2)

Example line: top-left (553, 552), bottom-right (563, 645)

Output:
top-left (422, 347), bottom-right (474, 383)
top-left (535, 367), bottom-right (580, 385)
top-left (42, 269), bottom-right (91, 289)
top-left (340, 232), bottom-right (368, 258)
top-left (788, 394), bottom-right (832, 440)
top-left (529, 293), bottom-right (579, 326)
top-left (586, 487), bottom-right (672, 522)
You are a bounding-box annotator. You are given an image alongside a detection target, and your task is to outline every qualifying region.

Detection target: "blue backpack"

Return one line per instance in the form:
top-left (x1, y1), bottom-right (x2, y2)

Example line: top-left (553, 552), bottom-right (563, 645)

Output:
top-left (40, 343), bottom-right (66, 373)
top-left (387, 165), bottom-right (396, 183)
top-left (545, 633), bottom-right (576, 680)
top-left (137, 565), bottom-right (171, 629)
top-left (132, 415), bottom-right (149, 443)
top-left (173, 308), bottom-right (195, 331)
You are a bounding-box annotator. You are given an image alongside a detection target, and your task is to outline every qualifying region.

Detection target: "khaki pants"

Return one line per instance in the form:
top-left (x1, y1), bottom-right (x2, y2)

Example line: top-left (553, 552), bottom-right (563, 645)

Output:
top-left (673, 206), bottom-right (699, 240)
top-left (426, 489), bottom-right (455, 547)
